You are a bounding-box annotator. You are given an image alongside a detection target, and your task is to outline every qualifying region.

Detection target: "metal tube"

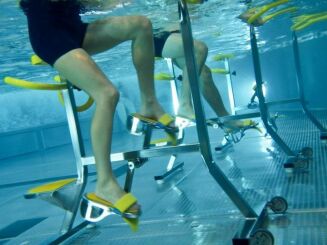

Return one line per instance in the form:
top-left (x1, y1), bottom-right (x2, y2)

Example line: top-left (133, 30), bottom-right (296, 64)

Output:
top-left (178, 0), bottom-right (257, 218)
top-left (60, 84), bottom-right (88, 232)
top-left (292, 31), bottom-right (327, 133)
top-left (249, 26), bottom-right (295, 156)
top-left (62, 85), bottom-right (88, 181)
top-left (224, 58), bottom-right (236, 115)
top-left (166, 58), bottom-right (180, 115)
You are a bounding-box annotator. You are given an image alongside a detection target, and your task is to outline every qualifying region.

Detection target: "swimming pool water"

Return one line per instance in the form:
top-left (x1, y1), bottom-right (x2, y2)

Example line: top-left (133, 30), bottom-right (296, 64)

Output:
top-left (0, 0), bottom-right (326, 133)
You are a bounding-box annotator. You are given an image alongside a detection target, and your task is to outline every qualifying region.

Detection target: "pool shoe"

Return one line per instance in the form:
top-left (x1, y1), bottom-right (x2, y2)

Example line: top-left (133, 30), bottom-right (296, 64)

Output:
top-left (85, 192), bottom-right (141, 219)
top-left (132, 113), bottom-right (178, 133)
top-left (223, 119), bottom-right (261, 134)
top-left (123, 217), bottom-right (139, 232)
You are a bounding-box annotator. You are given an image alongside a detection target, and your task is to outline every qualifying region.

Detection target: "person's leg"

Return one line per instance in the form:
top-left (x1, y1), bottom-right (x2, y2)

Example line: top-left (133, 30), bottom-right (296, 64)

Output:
top-left (53, 49), bottom-right (141, 210)
top-left (177, 66), bottom-right (195, 118)
top-left (53, 15), bottom-right (167, 210)
top-left (161, 33), bottom-right (190, 116)
top-left (162, 33), bottom-right (230, 118)
top-left (162, 33), bottom-right (204, 118)
top-left (199, 65), bottom-right (230, 116)
top-left (83, 16), bottom-right (169, 121)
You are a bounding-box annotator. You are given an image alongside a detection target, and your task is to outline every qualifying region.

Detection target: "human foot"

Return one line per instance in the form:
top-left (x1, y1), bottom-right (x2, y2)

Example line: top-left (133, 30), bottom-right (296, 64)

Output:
top-left (83, 192), bottom-right (141, 231)
top-left (86, 192), bottom-right (141, 218)
top-left (139, 102), bottom-right (177, 129)
top-left (132, 113), bottom-right (178, 133)
top-left (94, 185), bottom-right (141, 217)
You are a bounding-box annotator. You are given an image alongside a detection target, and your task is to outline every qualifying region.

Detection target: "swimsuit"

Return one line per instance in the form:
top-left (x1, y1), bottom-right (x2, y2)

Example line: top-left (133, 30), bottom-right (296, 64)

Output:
top-left (20, 0), bottom-right (88, 66)
top-left (153, 29), bottom-right (180, 57)
top-left (20, 1), bottom-right (178, 64)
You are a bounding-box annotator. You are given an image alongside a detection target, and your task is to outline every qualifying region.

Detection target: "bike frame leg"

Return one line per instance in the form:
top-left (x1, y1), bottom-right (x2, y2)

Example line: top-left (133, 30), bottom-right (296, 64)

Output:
top-left (165, 58), bottom-right (181, 115)
top-left (178, 0), bottom-right (257, 219)
top-left (292, 31), bottom-right (327, 140)
top-left (224, 58), bottom-right (237, 115)
top-left (124, 161), bottom-right (135, 192)
top-left (249, 26), bottom-right (296, 157)
top-left (59, 83), bottom-right (88, 233)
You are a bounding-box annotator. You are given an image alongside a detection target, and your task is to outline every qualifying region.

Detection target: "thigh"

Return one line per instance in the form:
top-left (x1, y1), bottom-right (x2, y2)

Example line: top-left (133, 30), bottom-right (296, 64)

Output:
top-left (161, 33), bottom-right (185, 59)
top-left (53, 48), bottom-right (115, 98)
top-left (82, 15), bottom-right (148, 55)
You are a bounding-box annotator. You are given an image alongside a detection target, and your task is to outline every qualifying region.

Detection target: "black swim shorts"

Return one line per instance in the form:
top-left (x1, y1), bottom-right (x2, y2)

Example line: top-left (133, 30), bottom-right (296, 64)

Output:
top-left (153, 30), bottom-right (180, 58)
top-left (20, 0), bottom-right (88, 66)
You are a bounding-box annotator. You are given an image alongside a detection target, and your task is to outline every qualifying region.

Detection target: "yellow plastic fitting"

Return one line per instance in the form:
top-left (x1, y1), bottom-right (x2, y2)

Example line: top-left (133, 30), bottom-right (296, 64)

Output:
top-left (211, 68), bottom-right (230, 75)
top-left (54, 75), bottom-right (94, 112)
top-left (212, 53), bottom-right (234, 61)
top-left (31, 54), bottom-right (48, 66)
top-left (26, 178), bottom-right (76, 195)
top-left (247, 0), bottom-right (289, 24)
top-left (154, 72), bottom-right (174, 81)
top-left (185, 0), bottom-right (204, 4)
top-left (292, 12), bottom-right (327, 31)
top-left (4, 76), bottom-right (67, 90)
top-left (263, 6), bottom-right (298, 23)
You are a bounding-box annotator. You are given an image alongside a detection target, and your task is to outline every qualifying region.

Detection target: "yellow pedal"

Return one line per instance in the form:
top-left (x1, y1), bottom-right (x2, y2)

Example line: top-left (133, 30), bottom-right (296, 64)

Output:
top-left (166, 132), bottom-right (178, 146)
top-left (150, 133), bottom-right (178, 146)
top-left (25, 178), bottom-right (76, 199)
top-left (150, 138), bottom-right (170, 145)
top-left (241, 120), bottom-right (263, 133)
top-left (242, 119), bottom-right (255, 126)
top-left (253, 126), bottom-right (263, 134)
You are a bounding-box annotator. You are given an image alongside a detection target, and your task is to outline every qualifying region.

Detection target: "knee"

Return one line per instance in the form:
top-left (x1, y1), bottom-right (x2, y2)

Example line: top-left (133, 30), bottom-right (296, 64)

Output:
top-left (134, 16), bottom-right (152, 35)
top-left (95, 86), bottom-right (120, 108)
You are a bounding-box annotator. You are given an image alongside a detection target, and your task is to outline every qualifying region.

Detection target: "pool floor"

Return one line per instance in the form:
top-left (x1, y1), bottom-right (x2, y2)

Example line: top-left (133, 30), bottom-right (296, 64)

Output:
top-left (0, 110), bottom-right (327, 245)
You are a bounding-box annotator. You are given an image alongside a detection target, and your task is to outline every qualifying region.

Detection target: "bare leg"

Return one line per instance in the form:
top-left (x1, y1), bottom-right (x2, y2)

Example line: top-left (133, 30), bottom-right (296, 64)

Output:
top-left (162, 34), bottom-right (230, 118)
top-left (53, 49), bottom-right (128, 206)
top-left (178, 66), bottom-right (194, 118)
top-left (162, 34), bottom-right (206, 118)
top-left (200, 65), bottom-right (230, 116)
top-left (52, 15), bottom-right (170, 210)
top-left (83, 16), bottom-right (168, 120)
